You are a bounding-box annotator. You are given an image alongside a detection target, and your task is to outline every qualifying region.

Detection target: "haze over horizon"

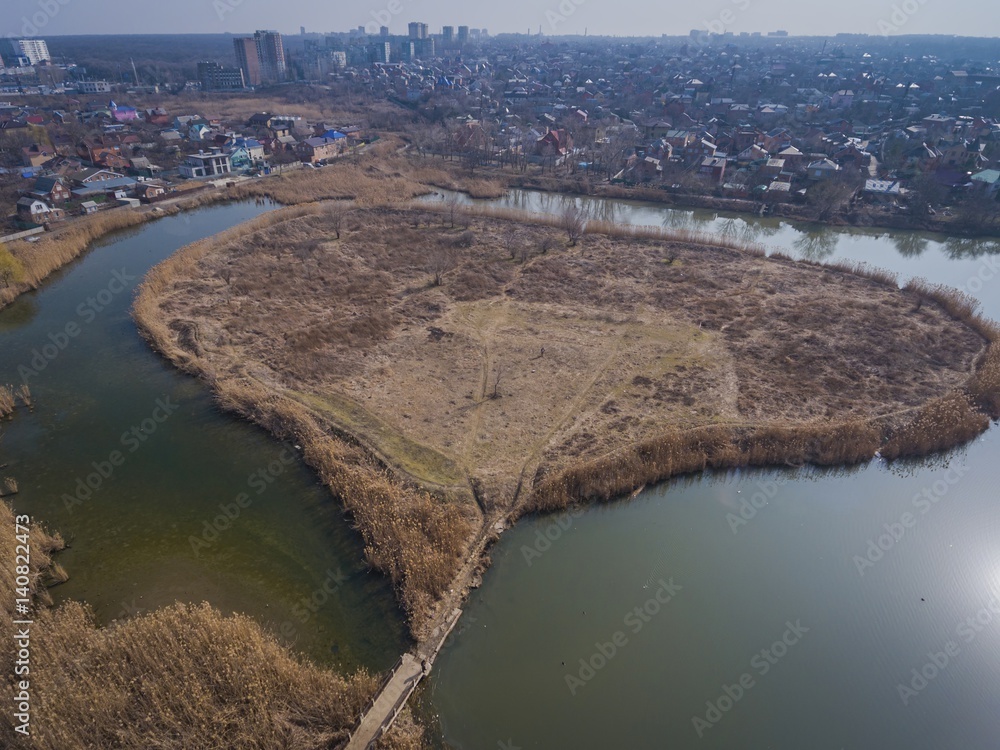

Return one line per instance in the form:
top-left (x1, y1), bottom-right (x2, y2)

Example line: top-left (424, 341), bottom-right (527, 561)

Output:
top-left (3, 0), bottom-right (999, 41)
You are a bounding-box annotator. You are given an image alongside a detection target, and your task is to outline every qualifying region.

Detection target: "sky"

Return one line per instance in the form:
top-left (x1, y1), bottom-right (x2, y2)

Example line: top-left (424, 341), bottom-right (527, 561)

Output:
top-left (2, 0), bottom-right (999, 39)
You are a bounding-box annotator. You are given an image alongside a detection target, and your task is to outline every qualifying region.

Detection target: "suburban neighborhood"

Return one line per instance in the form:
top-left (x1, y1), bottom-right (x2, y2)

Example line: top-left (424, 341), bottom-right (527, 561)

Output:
top-left (2, 29), bottom-right (1000, 237)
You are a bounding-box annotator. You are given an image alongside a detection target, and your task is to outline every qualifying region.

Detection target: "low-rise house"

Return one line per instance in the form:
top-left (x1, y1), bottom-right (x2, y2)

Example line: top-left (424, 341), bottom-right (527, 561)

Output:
top-left (971, 169), bottom-right (1000, 197)
top-left (71, 168), bottom-right (125, 186)
top-left (830, 90), bottom-right (855, 108)
top-left (761, 128), bottom-right (792, 153)
top-left (232, 137), bottom-right (265, 162)
top-left (29, 175), bottom-right (71, 203)
top-left (699, 156), bottom-right (727, 184)
top-left (536, 128), bottom-right (573, 157)
top-left (863, 179), bottom-right (903, 202)
top-left (22, 143), bottom-right (55, 168)
top-left (80, 200), bottom-right (100, 215)
top-left (737, 144), bottom-right (769, 164)
top-left (636, 156), bottom-right (663, 180)
top-left (767, 180), bottom-right (792, 199)
top-left (761, 158), bottom-right (786, 177)
top-left (179, 149), bottom-right (232, 179)
top-left (298, 136), bottom-right (345, 164)
top-left (807, 158), bottom-right (841, 180)
top-left (903, 142), bottom-right (943, 175)
top-left (129, 157), bottom-right (161, 177)
top-left (135, 182), bottom-right (167, 202)
top-left (16, 196), bottom-right (51, 223)
top-left (776, 146), bottom-right (806, 171)
top-left (941, 140), bottom-right (986, 171)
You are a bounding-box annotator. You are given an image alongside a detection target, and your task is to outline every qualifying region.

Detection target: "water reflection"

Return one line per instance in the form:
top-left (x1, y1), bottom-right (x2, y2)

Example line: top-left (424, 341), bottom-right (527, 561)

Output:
top-left (0, 297), bottom-right (37, 331)
top-left (891, 232), bottom-right (931, 258)
top-left (941, 236), bottom-right (1000, 260)
top-left (793, 230), bottom-right (840, 261)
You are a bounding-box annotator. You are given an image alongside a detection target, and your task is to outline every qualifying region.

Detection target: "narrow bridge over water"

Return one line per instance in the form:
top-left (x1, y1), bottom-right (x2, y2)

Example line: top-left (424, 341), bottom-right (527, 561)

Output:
top-left (345, 608), bottom-right (463, 750)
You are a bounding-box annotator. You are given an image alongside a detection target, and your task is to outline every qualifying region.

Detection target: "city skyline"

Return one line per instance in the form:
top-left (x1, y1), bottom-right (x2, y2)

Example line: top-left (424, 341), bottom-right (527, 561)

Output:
top-left (3, 0), bottom-right (1000, 40)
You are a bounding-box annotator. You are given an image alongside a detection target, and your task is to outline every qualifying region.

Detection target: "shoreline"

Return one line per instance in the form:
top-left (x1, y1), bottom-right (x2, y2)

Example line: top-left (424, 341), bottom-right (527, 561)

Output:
top-left (0, 187), bottom-right (236, 314)
top-left (412, 155), bottom-right (1000, 240)
top-left (133, 201), bottom-right (1000, 647)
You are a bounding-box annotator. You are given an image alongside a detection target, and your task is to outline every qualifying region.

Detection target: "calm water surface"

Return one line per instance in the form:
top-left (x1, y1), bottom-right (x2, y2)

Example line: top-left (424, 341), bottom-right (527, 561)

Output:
top-left (0, 202), bottom-right (406, 670)
top-left (429, 189), bottom-right (1000, 749)
top-left (3, 190), bottom-right (997, 747)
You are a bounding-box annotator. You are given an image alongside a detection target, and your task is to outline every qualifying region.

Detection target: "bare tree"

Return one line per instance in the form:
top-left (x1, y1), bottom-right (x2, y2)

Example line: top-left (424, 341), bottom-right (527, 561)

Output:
top-left (489, 361), bottom-right (506, 399)
top-left (328, 202), bottom-right (350, 239)
top-left (445, 193), bottom-right (462, 228)
top-left (501, 228), bottom-right (520, 259)
top-left (559, 205), bottom-right (586, 247)
top-left (429, 246), bottom-right (457, 286)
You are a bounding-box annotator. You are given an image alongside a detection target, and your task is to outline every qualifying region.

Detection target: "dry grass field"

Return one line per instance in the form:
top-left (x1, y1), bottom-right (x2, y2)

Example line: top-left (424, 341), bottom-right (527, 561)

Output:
top-left (136, 204), bottom-right (1000, 629)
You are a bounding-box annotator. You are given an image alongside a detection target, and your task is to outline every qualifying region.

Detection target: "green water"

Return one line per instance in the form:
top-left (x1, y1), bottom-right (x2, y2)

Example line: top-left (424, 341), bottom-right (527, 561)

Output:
top-left (428, 189), bottom-right (1000, 749)
top-left (0, 202), bottom-right (407, 671)
top-left (3, 189), bottom-right (998, 748)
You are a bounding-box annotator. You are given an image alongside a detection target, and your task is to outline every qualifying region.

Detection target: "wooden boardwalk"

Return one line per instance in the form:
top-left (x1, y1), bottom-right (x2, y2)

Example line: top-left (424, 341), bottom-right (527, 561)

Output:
top-left (345, 608), bottom-right (463, 750)
top-left (345, 654), bottom-right (424, 750)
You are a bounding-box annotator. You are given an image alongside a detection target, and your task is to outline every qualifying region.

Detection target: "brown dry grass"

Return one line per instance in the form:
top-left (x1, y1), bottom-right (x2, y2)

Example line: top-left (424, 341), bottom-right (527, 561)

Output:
top-left (227, 146), bottom-right (506, 207)
top-left (0, 385), bottom-right (15, 419)
top-left (136, 204), bottom-right (998, 613)
top-left (0, 499), bottom-right (413, 750)
top-left (0, 144), bottom-right (506, 315)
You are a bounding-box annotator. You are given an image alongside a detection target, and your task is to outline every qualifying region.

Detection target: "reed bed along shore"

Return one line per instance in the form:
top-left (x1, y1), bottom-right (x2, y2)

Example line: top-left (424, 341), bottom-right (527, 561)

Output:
top-left (227, 151), bottom-right (507, 207)
top-left (0, 192), bottom-right (228, 313)
top-left (0, 153), bottom-right (500, 315)
top-left (0, 498), bottom-right (412, 750)
top-left (136, 202), bottom-right (999, 640)
top-left (133, 207), bottom-right (478, 635)
top-left (0, 385), bottom-right (15, 419)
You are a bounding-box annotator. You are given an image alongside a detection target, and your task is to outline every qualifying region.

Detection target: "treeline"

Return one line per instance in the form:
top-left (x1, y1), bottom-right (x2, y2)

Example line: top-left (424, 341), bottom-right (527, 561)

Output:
top-left (47, 34), bottom-right (238, 86)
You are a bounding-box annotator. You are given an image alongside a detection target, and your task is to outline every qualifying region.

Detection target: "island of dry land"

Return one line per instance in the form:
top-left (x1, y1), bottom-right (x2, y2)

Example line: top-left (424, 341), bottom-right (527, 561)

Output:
top-left (135, 201), bottom-right (1000, 639)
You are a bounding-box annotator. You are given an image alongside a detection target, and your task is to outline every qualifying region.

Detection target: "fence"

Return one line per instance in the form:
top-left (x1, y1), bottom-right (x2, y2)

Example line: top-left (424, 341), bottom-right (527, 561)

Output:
top-left (1, 226), bottom-right (46, 243)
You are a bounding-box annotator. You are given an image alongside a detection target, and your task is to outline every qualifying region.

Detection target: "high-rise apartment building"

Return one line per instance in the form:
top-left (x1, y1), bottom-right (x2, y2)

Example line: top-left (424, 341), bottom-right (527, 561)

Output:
top-left (233, 37), bottom-right (262, 86)
top-left (408, 22), bottom-right (428, 40)
top-left (457, 26), bottom-right (469, 44)
top-left (1, 38), bottom-right (50, 67)
top-left (233, 31), bottom-right (285, 86)
top-left (254, 30), bottom-right (286, 83)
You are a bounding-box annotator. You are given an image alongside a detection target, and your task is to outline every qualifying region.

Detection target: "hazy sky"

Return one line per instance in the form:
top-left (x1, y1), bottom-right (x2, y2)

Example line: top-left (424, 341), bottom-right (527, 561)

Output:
top-left (3, 0), bottom-right (999, 39)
